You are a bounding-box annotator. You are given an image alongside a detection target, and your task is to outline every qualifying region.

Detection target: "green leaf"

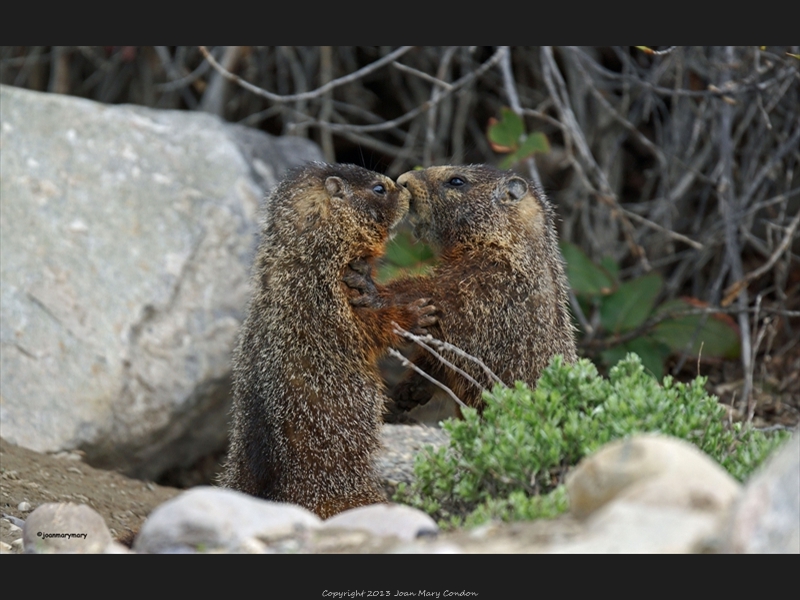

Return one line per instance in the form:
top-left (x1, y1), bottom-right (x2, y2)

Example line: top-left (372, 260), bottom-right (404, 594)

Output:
top-left (599, 257), bottom-right (620, 283)
top-left (559, 241), bottom-right (615, 297)
top-left (383, 231), bottom-right (434, 267)
top-left (498, 133), bottom-right (550, 168)
top-left (377, 262), bottom-right (433, 284)
top-left (652, 299), bottom-right (741, 359)
top-left (599, 272), bottom-right (663, 333)
top-left (516, 131), bottom-right (550, 156)
top-left (488, 108), bottom-right (525, 149)
top-left (498, 155), bottom-right (513, 170)
top-left (378, 231), bottom-right (435, 283)
top-left (601, 338), bottom-right (670, 380)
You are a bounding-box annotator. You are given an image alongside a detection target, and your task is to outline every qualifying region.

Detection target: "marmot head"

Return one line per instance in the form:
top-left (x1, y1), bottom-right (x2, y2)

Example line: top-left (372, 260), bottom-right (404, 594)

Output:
top-left (268, 162), bottom-right (410, 259)
top-left (396, 165), bottom-right (553, 254)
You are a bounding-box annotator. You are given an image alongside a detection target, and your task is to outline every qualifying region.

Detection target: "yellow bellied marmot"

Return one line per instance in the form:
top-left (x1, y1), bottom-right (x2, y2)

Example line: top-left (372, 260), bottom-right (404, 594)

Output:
top-left (355, 164), bottom-right (577, 417)
top-left (220, 162), bottom-right (436, 518)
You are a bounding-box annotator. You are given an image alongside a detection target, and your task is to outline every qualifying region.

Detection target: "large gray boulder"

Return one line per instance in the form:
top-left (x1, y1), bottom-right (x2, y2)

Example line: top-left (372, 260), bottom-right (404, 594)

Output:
top-left (0, 84), bottom-right (323, 479)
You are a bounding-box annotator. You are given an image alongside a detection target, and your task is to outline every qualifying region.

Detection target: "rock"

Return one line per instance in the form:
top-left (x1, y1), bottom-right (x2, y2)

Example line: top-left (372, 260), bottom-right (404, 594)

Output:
top-left (566, 433), bottom-right (741, 519)
top-left (104, 541), bottom-right (134, 554)
top-left (722, 430), bottom-right (800, 553)
top-left (22, 503), bottom-right (112, 554)
top-left (377, 424), bottom-right (449, 495)
top-left (322, 503), bottom-right (439, 542)
top-left (133, 486), bottom-right (322, 553)
top-left (0, 84), bottom-right (323, 479)
top-left (551, 501), bottom-right (724, 554)
top-left (556, 434), bottom-right (743, 553)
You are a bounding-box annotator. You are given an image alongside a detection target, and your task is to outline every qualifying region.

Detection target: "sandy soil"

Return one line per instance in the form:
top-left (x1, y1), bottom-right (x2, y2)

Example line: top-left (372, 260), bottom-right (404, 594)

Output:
top-left (0, 437), bottom-right (180, 550)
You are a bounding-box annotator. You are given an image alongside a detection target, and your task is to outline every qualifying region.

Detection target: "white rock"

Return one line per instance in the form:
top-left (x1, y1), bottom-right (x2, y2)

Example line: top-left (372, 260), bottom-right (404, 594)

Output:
top-left (133, 486), bottom-right (322, 554)
top-left (566, 433), bottom-right (741, 519)
top-left (22, 502), bottom-right (112, 554)
top-left (550, 501), bottom-right (723, 554)
top-left (322, 502), bottom-right (439, 542)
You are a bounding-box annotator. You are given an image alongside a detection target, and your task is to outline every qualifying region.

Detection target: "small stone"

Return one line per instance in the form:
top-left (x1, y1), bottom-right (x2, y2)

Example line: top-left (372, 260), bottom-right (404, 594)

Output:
top-left (104, 541), bottom-right (133, 554)
top-left (2, 514), bottom-right (25, 528)
top-left (17, 502), bottom-right (32, 512)
top-left (392, 541), bottom-right (464, 554)
top-left (68, 219), bottom-right (88, 233)
top-left (235, 538), bottom-right (270, 554)
top-left (322, 503), bottom-right (439, 542)
top-left (22, 502), bottom-right (112, 554)
top-left (134, 486), bottom-right (322, 554)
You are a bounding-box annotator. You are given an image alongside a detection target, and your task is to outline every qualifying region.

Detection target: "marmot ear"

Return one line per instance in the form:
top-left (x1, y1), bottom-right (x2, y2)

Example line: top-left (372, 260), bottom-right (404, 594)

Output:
top-left (325, 176), bottom-right (347, 200)
top-left (501, 176), bottom-right (529, 203)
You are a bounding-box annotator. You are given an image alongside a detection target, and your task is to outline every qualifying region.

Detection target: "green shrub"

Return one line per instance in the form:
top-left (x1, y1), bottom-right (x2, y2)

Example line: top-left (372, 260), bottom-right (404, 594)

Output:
top-left (395, 353), bottom-right (789, 528)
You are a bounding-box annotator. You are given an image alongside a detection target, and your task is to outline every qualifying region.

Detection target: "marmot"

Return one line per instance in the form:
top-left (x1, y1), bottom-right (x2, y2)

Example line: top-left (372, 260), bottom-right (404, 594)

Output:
top-left (220, 162), bottom-right (436, 519)
top-left (354, 164), bottom-right (577, 416)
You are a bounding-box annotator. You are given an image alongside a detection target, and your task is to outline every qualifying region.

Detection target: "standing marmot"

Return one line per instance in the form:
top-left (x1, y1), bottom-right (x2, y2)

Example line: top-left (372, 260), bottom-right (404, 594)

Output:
top-left (355, 164), bottom-right (577, 416)
top-left (220, 162), bottom-right (435, 519)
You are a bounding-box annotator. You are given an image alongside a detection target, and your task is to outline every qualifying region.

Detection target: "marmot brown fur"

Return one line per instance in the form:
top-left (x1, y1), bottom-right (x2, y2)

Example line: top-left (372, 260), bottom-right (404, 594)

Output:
top-left (220, 162), bottom-right (435, 519)
top-left (356, 164), bottom-right (577, 417)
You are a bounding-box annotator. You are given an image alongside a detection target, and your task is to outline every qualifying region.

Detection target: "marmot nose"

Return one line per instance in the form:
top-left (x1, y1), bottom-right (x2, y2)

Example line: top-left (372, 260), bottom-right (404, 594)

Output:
top-left (397, 171), bottom-right (419, 188)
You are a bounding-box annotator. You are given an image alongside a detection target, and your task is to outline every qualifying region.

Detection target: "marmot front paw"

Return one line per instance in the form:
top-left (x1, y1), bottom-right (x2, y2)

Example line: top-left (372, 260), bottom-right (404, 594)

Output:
top-left (407, 297), bottom-right (437, 335)
top-left (344, 258), bottom-right (383, 308)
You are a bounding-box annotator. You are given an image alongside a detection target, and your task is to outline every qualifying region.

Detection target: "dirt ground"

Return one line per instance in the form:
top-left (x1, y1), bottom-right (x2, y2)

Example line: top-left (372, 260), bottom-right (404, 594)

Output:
top-left (0, 438), bottom-right (181, 550)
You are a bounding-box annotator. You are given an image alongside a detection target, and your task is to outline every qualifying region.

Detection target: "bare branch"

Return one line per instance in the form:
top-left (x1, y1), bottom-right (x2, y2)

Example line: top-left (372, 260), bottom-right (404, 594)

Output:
top-left (392, 62), bottom-right (453, 90)
top-left (387, 348), bottom-right (468, 410)
top-left (393, 324), bottom-right (504, 388)
top-left (198, 45), bottom-right (414, 104)
top-left (722, 209), bottom-right (800, 305)
top-left (621, 207), bottom-right (704, 250)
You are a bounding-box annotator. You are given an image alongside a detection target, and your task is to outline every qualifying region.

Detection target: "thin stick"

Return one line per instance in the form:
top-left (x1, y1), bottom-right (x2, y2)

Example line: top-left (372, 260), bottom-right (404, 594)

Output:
top-left (722, 209), bottom-right (800, 306)
top-left (392, 62), bottom-right (453, 90)
top-left (314, 47), bottom-right (508, 134)
top-left (635, 46), bottom-right (679, 57)
top-left (621, 208), bottom-right (704, 250)
top-left (718, 45), bottom-right (753, 413)
top-left (393, 327), bottom-right (484, 393)
top-left (499, 46), bottom-right (544, 190)
top-left (200, 45), bottom-right (243, 116)
top-left (198, 45), bottom-right (414, 104)
top-left (388, 349), bottom-right (468, 410)
top-left (318, 46), bottom-right (335, 162)
top-left (746, 296), bottom-right (770, 424)
top-left (541, 46), bottom-right (649, 268)
top-left (423, 46), bottom-right (457, 166)
top-left (393, 325), bottom-right (504, 388)
top-left (155, 48), bottom-right (212, 92)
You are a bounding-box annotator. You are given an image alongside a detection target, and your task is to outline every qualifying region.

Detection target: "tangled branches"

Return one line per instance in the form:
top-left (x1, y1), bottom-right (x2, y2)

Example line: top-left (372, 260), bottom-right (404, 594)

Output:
top-left (3, 46), bottom-right (798, 416)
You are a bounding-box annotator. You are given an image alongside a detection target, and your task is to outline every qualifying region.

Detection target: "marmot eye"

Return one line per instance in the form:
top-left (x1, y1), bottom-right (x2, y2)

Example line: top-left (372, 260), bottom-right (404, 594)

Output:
top-left (447, 177), bottom-right (466, 187)
top-left (372, 184), bottom-right (386, 195)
